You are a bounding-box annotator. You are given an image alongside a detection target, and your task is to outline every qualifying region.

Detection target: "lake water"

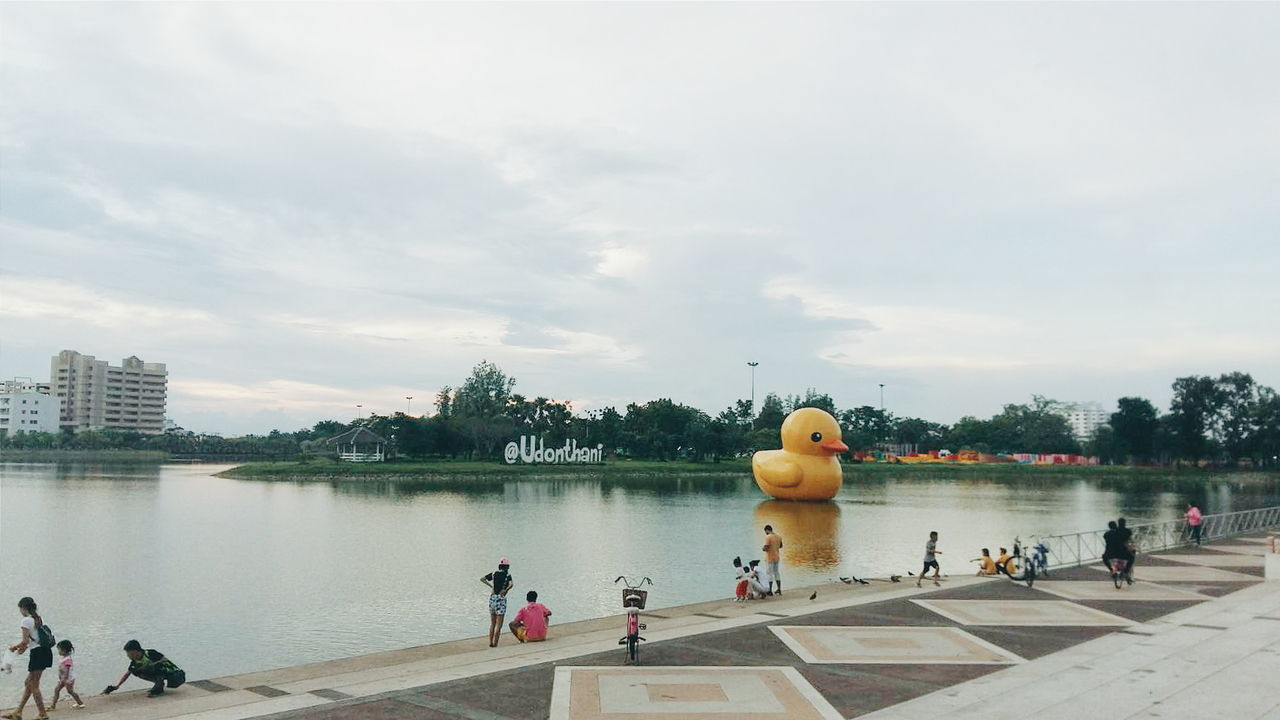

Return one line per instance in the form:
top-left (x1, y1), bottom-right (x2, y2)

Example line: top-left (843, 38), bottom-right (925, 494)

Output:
top-left (1, 462), bottom-right (1276, 694)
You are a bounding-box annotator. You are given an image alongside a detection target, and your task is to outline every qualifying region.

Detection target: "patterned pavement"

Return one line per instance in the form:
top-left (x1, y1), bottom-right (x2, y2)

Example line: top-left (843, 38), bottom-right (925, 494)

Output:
top-left (249, 537), bottom-right (1269, 720)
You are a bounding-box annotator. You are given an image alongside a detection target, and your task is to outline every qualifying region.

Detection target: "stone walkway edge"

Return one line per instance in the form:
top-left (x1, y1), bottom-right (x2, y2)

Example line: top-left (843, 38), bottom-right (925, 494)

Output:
top-left (72, 575), bottom-right (990, 719)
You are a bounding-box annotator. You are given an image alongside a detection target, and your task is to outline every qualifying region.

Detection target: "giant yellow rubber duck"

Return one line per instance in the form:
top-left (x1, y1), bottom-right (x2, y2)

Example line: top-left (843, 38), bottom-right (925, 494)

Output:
top-left (752, 407), bottom-right (849, 500)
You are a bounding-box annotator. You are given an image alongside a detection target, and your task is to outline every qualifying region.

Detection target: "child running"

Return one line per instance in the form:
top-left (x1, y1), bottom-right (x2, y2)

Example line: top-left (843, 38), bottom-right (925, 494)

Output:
top-left (49, 640), bottom-right (83, 710)
top-left (917, 531), bottom-right (942, 587)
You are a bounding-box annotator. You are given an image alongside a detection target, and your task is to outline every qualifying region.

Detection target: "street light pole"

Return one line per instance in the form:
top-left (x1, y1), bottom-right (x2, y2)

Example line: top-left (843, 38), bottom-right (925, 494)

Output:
top-left (355, 404), bottom-right (363, 425)
top-left (747, 362), bottom-right (759, 416)
top-left (879, 384), bottom-right (885, 412)
top-left (406, 396), bottom-right (414, 415)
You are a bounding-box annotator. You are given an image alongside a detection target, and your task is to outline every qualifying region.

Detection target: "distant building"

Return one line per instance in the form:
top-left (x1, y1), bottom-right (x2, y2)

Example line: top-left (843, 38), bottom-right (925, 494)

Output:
top-left (49, 350), bottom-right (168, 434)
top-left (2, 379), bottom-right (52, 395)
top-left (0, 390), bottom-right (59, 434)
top-left (1060, 401), bottom-right (1109, 443)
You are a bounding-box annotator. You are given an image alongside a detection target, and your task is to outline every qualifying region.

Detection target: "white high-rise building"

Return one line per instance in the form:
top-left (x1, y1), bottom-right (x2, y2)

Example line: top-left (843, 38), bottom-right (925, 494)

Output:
top-left (49, 350), bottom-right (168, 434)
top-left (0, 391), bottom-right (59, 434)
top-left (1061, 401), bottom-right (1109, 443)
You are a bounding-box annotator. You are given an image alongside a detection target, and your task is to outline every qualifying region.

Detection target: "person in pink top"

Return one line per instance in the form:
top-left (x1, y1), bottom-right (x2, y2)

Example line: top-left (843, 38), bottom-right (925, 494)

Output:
top-left (508, 591), bottom-right (552, 643)
top-left (1186, 502), bottom-right (1204, 546)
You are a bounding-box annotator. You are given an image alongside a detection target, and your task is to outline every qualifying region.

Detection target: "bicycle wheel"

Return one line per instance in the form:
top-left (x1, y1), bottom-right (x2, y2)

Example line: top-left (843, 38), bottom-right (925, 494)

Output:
top-left (1024, 565), bottom-right (1036, 589)
top-left (627, 635), bottom-right (638, 664)
top-left (1113, 571), bottom-right (1122, 589)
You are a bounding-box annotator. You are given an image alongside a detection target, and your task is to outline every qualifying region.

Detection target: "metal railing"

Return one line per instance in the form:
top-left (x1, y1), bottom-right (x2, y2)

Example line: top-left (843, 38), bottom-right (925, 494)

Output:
top-left (1037, 505), bottom-right (1280, 569)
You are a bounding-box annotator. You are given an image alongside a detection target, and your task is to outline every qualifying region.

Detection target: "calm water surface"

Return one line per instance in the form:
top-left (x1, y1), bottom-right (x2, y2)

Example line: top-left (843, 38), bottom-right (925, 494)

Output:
top-left (2, 462), bottom-right (1276, 693)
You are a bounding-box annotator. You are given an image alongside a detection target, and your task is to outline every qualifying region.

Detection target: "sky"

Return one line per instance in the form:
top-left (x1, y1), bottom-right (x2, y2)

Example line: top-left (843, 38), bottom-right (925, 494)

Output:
top-left (1, 3), bottom-right (1278, 436)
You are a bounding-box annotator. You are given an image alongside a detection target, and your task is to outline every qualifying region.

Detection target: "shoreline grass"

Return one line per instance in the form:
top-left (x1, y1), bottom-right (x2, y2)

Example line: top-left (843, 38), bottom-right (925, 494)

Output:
top-left (216, 457), bottom-right (1280, 484)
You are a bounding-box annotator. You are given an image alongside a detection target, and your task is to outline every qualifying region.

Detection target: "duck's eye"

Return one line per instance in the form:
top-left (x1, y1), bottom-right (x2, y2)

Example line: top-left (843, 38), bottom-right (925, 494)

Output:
top-left (810, 432), bottom-right (823, 443)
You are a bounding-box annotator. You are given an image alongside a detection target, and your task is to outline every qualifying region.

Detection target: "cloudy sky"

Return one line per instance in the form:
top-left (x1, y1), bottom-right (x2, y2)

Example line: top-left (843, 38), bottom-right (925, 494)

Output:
top-left (2, 3), bottom-right (1277, 435)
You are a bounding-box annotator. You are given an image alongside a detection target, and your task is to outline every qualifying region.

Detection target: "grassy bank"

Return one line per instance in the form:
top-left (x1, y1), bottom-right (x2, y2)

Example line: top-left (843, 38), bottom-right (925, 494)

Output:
top-left (220, 457), bottom-right (753, 480)
top-left (218, 457), bottom-right (1280, 484)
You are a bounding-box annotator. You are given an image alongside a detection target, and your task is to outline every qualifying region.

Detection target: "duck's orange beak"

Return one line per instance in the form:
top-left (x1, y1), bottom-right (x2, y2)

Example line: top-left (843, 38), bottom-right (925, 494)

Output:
top-left (821, 440), bottom-right (849, 454)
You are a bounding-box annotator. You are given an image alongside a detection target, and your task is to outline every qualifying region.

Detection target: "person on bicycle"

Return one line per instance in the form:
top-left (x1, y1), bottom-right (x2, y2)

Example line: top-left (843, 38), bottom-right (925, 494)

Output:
top-left (1117, 518), bottom-right (1136, 579)
top-left (1101, 521), bottom-right (1122, 574)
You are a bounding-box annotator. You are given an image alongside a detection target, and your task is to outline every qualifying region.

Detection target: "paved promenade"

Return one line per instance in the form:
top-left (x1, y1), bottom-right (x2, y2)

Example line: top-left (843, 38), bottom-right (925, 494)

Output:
top-left (61, 534), bottom-right (1279, 720)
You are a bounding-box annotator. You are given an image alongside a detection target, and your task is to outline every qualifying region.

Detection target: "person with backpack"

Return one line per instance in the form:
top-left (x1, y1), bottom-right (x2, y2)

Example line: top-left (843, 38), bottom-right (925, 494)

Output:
top-left (481, 558), bottom-right (514, 647)
top-left (102, 640), bottom-right (186, 698)
top-left (1186, 502), bottom-right (1204, 546)
top-left (2, 597), bottom-right (52, 720)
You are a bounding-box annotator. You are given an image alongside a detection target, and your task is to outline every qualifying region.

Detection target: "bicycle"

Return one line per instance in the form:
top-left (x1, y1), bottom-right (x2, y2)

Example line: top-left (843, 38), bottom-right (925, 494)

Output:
top-left (615, 576), bottom-right (652, 664)
top-left (1108, 558), bottom-right (1131, 589)
top-left (1002, 537), bottom-right (1049, 588)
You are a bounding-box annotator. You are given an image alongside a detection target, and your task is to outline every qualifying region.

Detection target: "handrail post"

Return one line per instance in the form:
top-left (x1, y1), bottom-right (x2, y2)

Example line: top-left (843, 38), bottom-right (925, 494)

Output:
top-left (1076, 534), bottom-right (1081, 567)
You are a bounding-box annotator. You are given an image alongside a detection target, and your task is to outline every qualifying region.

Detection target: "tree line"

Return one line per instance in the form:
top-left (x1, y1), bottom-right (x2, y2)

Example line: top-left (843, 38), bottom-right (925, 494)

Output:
top-left (2, 362), bottom-right (1276, 467)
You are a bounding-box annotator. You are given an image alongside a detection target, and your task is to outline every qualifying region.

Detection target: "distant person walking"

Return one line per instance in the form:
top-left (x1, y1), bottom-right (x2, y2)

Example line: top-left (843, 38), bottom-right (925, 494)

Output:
top-left (481, 558), bottom-right (514, 648)
top-left (508, 591), bottom-right (552, 643)
top-left (3, 597), bottom-right (51, 720)
top-left (103, 640), bottom-right (185, 698)
top-left (1186, 503), bottom-right (1204, 546)
top-left (917, 531), bottom-right (942, 587)
top-left (762, 525), bottom-right (784, 595)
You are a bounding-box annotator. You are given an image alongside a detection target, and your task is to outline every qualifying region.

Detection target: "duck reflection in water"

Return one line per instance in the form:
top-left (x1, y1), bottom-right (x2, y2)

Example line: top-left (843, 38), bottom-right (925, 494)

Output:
top-left (753, 500), bottom-right (841, 572)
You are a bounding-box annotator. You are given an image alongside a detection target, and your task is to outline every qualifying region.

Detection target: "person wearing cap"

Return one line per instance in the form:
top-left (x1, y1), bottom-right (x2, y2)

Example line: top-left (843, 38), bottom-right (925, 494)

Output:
top-left (480, 558), bottom-right (514, 648)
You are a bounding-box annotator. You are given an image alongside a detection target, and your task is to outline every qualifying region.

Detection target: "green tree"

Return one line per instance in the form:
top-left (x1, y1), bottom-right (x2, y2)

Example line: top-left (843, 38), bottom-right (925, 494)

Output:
top-left (1214, 372), bottom-right (1262, 462)
top-left (1110, 397), bottom-right (1159, 463)
top-left (891, 417), bottom-right (947, 449)
top-left (839, 406), bottom-right (889, 451)
top-left (753, 393), bottom-right (786, 430)
top-left (453, 361), bottom-right (515, 418)
top-left (1169, 375), bottom-right (1223, 461)
top-left (785, 389), bottom-right (837, 417)
top-left (1085, 425), bottom-right (1124, 465)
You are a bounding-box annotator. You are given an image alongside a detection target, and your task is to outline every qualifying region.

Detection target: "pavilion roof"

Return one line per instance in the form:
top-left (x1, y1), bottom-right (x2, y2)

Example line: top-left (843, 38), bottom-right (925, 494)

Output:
top-left (325, 427), bottom-right (387, 445)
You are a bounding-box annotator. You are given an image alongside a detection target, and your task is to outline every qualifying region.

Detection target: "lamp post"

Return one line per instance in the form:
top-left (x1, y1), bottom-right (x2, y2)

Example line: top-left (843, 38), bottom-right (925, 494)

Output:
top-left (879, 384), bottom-right (885, 411)
top-left (747, 362), bottom-right (759, 416)
top-left (405, 396), bottom-right (414, 415)
top-left (355, 404), bottom-right (363, 425)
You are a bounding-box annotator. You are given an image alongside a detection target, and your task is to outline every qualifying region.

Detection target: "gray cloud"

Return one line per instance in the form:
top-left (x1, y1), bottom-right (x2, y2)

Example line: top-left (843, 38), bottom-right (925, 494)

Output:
top-left (1, 3), bottom-right (1277, 434)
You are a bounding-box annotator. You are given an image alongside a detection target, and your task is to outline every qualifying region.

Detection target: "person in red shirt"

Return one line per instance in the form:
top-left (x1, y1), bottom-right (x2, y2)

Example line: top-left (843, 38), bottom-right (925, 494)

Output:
top-left (508, 591), bottom-right (552, 643)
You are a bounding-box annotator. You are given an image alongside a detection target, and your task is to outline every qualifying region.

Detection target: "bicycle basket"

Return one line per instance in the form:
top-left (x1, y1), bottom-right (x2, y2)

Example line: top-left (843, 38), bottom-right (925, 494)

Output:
top-left (622, 588), bottom-right (649, 609)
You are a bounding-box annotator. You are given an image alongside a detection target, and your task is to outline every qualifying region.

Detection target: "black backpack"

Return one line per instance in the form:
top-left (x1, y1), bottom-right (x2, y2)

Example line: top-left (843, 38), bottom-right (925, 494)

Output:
top-left (35, 623), bottom-right (55, 649)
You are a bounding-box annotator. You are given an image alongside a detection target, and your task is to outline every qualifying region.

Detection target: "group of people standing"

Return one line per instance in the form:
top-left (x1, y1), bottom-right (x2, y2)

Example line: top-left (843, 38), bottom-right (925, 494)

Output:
top-left (732, 525), bottom-right (784, 601)
top-left (5, 597), bottom-right (185, 719)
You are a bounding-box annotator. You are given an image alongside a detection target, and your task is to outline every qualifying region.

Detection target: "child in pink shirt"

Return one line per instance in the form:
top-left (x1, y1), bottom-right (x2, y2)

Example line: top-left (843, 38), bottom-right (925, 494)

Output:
top-left (509, 591), bottom-right (552, 643)
top-left (50, 640), bottom-right (85, 710)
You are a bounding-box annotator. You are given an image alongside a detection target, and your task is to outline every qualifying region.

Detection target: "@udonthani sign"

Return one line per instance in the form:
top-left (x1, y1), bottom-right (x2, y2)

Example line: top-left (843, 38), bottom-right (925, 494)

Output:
top-left (504, 436), bottom-right (605, 465)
